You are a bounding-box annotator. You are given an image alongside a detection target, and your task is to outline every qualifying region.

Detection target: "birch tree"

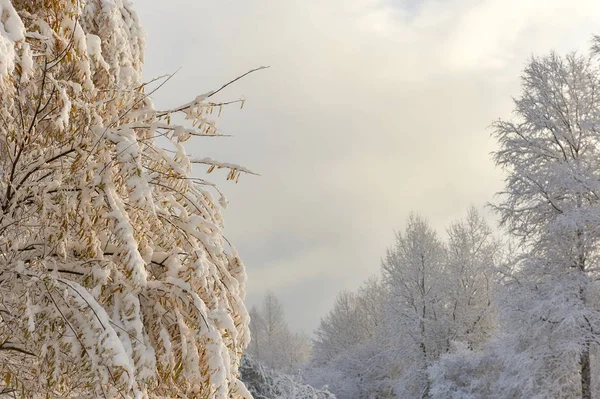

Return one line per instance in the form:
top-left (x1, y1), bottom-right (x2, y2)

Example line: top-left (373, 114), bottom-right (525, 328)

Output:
top-left (0, 0), bottom-right (259, 397)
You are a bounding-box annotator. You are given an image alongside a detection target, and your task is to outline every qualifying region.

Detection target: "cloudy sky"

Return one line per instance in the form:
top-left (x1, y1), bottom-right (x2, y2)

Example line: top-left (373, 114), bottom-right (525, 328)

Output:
top-left (136, 0), bottom-right (600, 333)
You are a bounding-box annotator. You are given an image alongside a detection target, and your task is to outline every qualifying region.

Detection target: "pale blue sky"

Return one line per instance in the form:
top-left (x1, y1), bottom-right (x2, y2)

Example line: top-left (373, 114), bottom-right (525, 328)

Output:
top-left (137, 0), bottom-right (600, 333)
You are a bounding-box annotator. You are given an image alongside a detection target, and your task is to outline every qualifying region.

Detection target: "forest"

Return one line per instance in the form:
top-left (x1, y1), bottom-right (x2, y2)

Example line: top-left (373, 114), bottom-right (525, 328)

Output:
top-left (0, 0), bottom-right (599, 398)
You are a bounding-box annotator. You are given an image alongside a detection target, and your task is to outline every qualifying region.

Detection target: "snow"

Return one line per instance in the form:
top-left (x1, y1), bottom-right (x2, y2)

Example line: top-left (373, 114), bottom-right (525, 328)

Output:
top-left (20, 42), bottom-right (32, 81)
top-left (0, 0), bottom-right (252, 397)
top-left (55, 87), bottom-right (72, 130)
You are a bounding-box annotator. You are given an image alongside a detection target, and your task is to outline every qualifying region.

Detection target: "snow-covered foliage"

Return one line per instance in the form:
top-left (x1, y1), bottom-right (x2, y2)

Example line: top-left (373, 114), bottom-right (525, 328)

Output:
top-left (239, 356), bottom-right (336, 399)
top-left (428, 342), bottom-right (505, 399)
top-left (382, 214), bottom-right (449, 398)
top-left (444, 208), bottom-right (498, 350)
top-left (306, 209), bottom-right (498, 399)
top-left (488, 52), bottom-right (600, 399)
top-left (0, 1), bottom-right (255, 397)
top-left (382, 212), bottom-right (498, 398)
top-left (421, 51), bottom-right (600, 399)
top-left (308, 278), bottom-right (393, 399)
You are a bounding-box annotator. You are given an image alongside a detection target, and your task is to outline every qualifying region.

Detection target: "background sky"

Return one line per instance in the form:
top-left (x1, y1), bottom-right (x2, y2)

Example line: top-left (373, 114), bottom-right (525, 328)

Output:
top-left (136, 0), bottom-right (600, 334)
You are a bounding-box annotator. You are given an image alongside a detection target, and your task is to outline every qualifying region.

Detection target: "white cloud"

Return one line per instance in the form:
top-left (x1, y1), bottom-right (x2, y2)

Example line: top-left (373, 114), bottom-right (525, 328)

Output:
top-left (136, 0), bottom-right (600, 332)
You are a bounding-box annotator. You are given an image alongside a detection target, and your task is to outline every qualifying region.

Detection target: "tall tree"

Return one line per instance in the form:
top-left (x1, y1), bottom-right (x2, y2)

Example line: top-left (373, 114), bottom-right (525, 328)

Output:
top-left (381, 214), bottom-right (447, 398)
top-left (307, 210), bottom-right (498, 398)
top-left (445, 207), bottom-right (498, 350)
top-left (0, 1), bottom-right (258, 397)
top-left (492, 52), bottom-right (600, 398)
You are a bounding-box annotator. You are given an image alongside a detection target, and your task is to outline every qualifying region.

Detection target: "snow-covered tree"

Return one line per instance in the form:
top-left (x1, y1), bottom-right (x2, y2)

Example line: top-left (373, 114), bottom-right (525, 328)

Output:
top-left (306, 210), bottom-right (499, 398)
top-left (445, 207), bottom-right (498, 350)
top-left (0, 1), bottom-right (259, 397)
top-left (308, 278), bottom-right (392, 399)
top-left (286, 331), bottom-right (312, 373)
top-left (248, 293), bottom-right (311, 374)
top-left (261, 292), bottom-right (288, 369)
top-left (492, 52), bottom-right (600, 398)
top-left (374, 210), bottom-right (497, 398)
top-left (381, 214), bottom-right (448, 398)
top-left (312, 290), bottom-right (366, 366)
top-left (249, 305), bottom-right (266, 365)
top-left (428, 341), bottom-right (506, 399)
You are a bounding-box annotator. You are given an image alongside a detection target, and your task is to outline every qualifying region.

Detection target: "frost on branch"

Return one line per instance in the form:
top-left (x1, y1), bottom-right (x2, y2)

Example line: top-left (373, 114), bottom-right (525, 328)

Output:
top-left (0, 1), bottom-right (255, 398)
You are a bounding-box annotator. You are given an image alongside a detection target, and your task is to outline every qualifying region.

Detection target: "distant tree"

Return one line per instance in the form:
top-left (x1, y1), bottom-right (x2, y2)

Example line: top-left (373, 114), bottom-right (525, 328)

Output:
top-left (285, 331), bottom-right (312, 372)
top-left (0, 1), bottom-right (259, 397)
top-left (308, 278), bottom-right (391, 399)
top-left (249, 306), bottom-right (266, 363)
top-left (377, 210), bottom-right (498, 398)
top-left (492, 52), bottom-right (600, 398)
top-left (381, 214), bottom-right (448, 398)
top-left (445, 207), bottom-right (498, 350)
top-left (262, 292), bottom-right (288, 369)
top-left (312, 290), bottom-right (365, 365)
top-left (307, 210), bottom-right (498, 399)
top-left (249, 293), bottom-right (311, 374)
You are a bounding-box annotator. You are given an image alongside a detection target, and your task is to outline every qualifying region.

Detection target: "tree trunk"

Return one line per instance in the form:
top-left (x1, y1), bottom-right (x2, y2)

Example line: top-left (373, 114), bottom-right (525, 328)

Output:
top-left (420, 339), bottom-right (430, 399)
top-left (581, 346), bottom-right (591, 399)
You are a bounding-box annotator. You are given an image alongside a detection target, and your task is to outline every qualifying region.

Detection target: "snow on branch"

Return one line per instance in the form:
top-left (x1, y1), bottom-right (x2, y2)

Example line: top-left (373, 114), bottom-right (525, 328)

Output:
top-left (0, 1), bottom-right (258, 398)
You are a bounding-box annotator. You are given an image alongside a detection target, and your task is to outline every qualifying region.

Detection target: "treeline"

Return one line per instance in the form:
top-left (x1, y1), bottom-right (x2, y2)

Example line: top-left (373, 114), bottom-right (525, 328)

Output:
top-left (304, 208), bottom-right (499, 398)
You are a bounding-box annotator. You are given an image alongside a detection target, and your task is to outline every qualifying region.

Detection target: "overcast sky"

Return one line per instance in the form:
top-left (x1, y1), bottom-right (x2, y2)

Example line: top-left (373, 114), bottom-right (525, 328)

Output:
top-left (136, 0), bottom-right (600, 333)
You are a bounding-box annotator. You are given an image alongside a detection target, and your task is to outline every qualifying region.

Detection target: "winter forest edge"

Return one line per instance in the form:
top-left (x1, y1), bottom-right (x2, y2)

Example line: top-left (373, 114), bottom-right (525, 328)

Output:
top-left (0, 0), bottom-right (599, 398)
